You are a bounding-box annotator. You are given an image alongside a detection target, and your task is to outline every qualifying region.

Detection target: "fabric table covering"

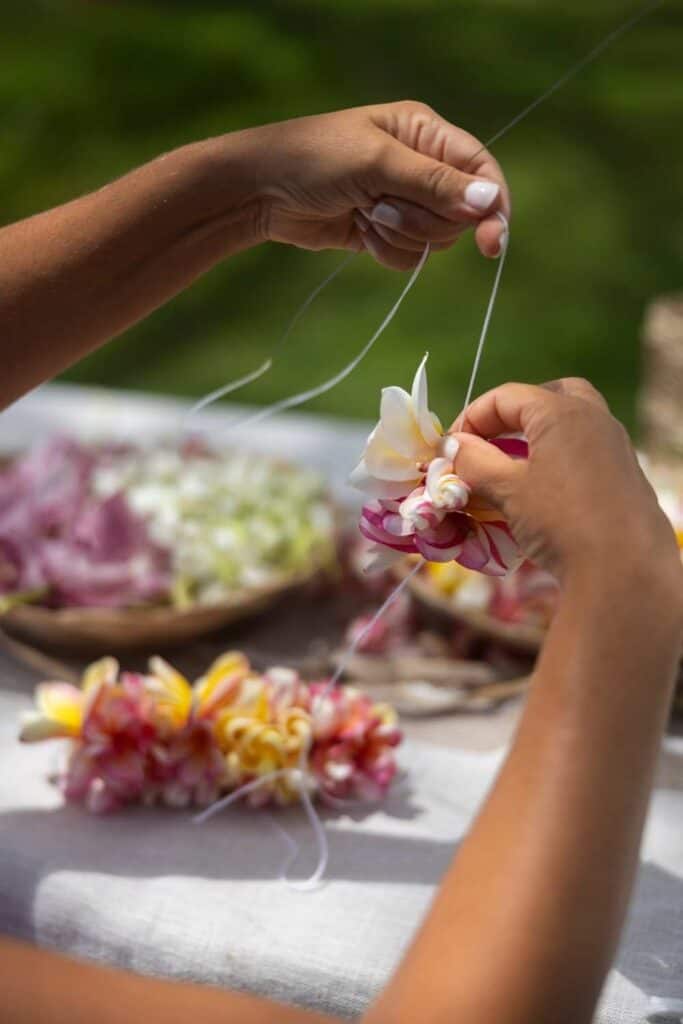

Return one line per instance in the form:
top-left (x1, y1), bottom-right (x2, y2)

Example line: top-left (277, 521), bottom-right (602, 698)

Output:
top-left (1, 659), bottom-right (682, 1023)
top-left (0, 385), bottom-right (682, 1022)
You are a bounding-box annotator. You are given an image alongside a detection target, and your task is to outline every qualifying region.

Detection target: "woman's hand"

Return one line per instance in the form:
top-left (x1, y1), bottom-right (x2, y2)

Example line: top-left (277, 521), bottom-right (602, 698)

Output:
top-left (450, 377), bottom-right (682, 586)
top-left (0, 100), bottom-right (509, 408)
top-left (367, 380), bottom-right (682, 1024)
top-left (242, 101), bottom-right (509, 269)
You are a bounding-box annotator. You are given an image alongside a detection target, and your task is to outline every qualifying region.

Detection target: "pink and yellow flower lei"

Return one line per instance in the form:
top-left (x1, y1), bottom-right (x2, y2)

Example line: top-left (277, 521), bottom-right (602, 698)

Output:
top-left (19, 653), bottom-right (402, 814)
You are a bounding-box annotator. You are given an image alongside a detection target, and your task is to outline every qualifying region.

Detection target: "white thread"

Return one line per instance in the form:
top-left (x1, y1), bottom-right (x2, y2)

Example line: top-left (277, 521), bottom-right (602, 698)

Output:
top-left (208, 243), bottom-right (430, 435)
top-left (193, 769), bottom-right (287, 824)
top-left (186, 253), bottom-right (355, 422)
top-left (318, 558), bottom-right (424, 701)
top-left (472, 0), bottom-right (666, 159)
top-left (461, 212), bottom-right (509, 413)
top-left (185, 359), bottom-right (272, 420)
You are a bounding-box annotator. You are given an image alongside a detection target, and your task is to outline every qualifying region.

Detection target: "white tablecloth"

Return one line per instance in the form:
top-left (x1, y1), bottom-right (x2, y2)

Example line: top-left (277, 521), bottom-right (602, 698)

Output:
top-left (1, 385), bottom-right (682, 1022)
top-left (1, 662), bottom-right (682, 1023)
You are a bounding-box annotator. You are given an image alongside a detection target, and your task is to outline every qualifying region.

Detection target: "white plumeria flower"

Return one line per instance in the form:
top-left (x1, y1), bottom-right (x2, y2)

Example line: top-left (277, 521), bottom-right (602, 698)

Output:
top-left (349, 354), bottom-right (444, 499)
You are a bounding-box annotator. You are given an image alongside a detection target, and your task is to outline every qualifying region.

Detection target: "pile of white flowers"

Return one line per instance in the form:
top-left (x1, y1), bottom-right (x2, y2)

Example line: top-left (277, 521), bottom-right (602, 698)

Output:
top-left (93, 446), bottom-right (336, 605)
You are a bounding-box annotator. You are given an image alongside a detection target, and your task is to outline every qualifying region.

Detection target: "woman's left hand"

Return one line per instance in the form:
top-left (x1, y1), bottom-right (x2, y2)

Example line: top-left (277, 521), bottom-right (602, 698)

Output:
top-left (241, 101), bottom-right (509, 269)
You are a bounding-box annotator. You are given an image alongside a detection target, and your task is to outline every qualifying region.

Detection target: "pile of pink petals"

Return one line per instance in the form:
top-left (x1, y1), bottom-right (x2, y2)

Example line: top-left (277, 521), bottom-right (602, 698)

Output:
top-left (0, 437), bottom-right (171, 608)
top-left (19, 652), bottom-right (402, 814)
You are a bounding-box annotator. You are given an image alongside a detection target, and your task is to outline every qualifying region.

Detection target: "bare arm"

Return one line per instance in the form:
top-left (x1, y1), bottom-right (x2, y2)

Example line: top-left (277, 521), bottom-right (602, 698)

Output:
top-left (0, 380), bottom-right (680, 1022)
top-left (0, 935), bottom-right (339, 1024)
top-left (0, 101), bottom-right (507, 411)
top-left (365, 380), bottom-right (683, 1024)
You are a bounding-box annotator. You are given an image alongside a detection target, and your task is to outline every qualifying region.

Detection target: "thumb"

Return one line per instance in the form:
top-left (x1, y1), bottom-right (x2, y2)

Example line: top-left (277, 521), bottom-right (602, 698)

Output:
top-left (378, 139), bottom-right (501, 223)
top-left (449, 432), bottom-right (523, 509)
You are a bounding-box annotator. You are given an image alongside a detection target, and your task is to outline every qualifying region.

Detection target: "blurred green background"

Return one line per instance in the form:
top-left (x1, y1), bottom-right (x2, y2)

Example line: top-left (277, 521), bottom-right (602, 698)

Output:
top-left (2, 0), bottom-right (681, 433)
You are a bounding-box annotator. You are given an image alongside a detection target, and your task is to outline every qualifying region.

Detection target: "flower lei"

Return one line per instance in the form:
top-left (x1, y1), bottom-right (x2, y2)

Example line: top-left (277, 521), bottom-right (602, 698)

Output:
top-left (19, 653), bottom-right (401, 814)
top-left (350, 355), bottom-right (528, 576)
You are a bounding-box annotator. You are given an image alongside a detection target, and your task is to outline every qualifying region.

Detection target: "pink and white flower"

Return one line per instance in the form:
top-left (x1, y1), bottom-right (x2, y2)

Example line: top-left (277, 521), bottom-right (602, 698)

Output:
top-left (351, 357), bottom-right (527, 576)
top-left (309, 684), bottom-right (402, 802)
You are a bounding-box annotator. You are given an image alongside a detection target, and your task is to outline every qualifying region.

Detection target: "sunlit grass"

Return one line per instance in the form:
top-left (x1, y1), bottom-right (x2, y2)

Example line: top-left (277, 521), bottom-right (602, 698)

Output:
top-left (2, 0), bottom-right (681, 437)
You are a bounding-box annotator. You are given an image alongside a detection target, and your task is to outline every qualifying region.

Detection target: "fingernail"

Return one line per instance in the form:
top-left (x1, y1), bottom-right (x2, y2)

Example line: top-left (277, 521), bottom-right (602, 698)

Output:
top-left (354, 212), bottom-right (369, 233)
top-left (371, 201), bottom-right (402, 230)
top-left (439, 435), bottom-right (460, 462)
top-left (465, 180), bottom-right (500, 212)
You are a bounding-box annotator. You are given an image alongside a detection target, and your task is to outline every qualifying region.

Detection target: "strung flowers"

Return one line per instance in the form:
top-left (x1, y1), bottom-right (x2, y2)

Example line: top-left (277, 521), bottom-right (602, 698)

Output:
top-left (19, 654), bottom-right (401, 814)
top-left (350, 355), bottom-right (527, 576)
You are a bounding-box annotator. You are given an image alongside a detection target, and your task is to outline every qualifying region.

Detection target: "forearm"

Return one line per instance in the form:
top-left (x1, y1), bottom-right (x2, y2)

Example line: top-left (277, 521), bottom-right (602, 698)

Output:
top-left (0, 131), bottom-right (264, 410)
top-left (366, 556), bottom-right (682, 1024)
top-left (0, 936), bottom-right (339, 1024)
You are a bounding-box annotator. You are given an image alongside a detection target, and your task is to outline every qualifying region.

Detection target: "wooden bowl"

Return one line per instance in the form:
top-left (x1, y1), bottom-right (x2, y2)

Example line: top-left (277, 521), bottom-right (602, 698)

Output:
top-left (1, 571), bottom-right (316, 653)
top-left (406, 570), bottom-right (545, 655)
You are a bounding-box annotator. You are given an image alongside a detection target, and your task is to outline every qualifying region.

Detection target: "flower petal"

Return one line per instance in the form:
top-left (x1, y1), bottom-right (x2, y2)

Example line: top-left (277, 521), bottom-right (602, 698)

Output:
top-left (414, 514), bottom-right (469, 563)
top-left (365, 425), bottom-right (424, 482)
top-left (82, 657), bottom-right (119, 694)
top-left (411, 354), bottom-right (443, 447)
top-left (19, 711), bottom-right (77, 743)
top-left (35, 682), bottom-right (84, 734)
top-left (479, 523), bottom-right (524, 575)
top-left (349, 459), bottom-right (418, 500)
top-left (455, 530), bottom-right (490, 571)
top-left (360, 544), bottom-right (405, 574)
top-left (147, 656), bottom-right (193, 727)
top-left (490, 437), bottom-right (529, 459)
top-left (359, 513), bottom-right (419, 553)
top-left (426, 457), bottom-right (470, 511)
top-left (379, 386), bottom-right (433, 461)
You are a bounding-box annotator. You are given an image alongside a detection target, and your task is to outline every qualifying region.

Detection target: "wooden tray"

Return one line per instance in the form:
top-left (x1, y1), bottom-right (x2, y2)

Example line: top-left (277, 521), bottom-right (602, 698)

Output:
top-left (0, 571), bottom-right (318, 653)
top-left (406, 570), bottom-right (545, 654)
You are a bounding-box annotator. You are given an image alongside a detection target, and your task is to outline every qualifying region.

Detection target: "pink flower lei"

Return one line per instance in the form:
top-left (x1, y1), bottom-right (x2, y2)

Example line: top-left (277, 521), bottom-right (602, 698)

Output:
top-left (19, 653), bottom-right (402, 814)
top-left (350, 355), bottom-right (528, 576)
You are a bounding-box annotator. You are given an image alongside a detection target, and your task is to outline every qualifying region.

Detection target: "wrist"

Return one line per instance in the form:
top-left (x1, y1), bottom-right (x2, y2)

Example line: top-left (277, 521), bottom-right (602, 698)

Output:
top-left (163, 132), bottom-right (268, 255)
top-left (562, 545), bottom-right (683, 641)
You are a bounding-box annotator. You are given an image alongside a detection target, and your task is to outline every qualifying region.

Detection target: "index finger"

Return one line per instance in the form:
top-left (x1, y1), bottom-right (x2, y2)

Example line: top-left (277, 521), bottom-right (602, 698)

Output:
top-left (450, 382), bottom-right (554, 438)
top-left (433, 125), bottom-right (511, 220)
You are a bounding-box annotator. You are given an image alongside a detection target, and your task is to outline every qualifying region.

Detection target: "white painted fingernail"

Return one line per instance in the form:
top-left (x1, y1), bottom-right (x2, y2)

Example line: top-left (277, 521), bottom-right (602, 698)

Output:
top-left (371, 201), bottom-right (402, 230)
top-left (354, 212), bottom-right (369, 233)
top-left (440, 435), bottom-right (460, 462)
top-left (465, 180), bottom-right (500, 212)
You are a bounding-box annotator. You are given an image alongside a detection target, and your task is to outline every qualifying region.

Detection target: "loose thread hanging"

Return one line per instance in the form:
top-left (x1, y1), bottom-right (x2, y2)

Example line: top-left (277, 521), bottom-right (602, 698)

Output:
top-left (185, 253), bottom-right (356, 423)
top-left (203, 242), bottom-right (431, 435)
top-left (461, 212), bottom-right (509, 413)
top-left (468, 0), bottom-right (666, 163)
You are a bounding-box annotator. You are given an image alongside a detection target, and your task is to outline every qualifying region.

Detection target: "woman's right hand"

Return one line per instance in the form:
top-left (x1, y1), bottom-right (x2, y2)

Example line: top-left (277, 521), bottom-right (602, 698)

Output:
top-left (449, 377), bottom-right (682, 588)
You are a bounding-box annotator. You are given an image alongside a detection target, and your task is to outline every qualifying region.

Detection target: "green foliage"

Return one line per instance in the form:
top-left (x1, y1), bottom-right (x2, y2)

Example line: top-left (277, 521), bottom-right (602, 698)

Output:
top-left (2, 0), bottom-right (681, 432)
